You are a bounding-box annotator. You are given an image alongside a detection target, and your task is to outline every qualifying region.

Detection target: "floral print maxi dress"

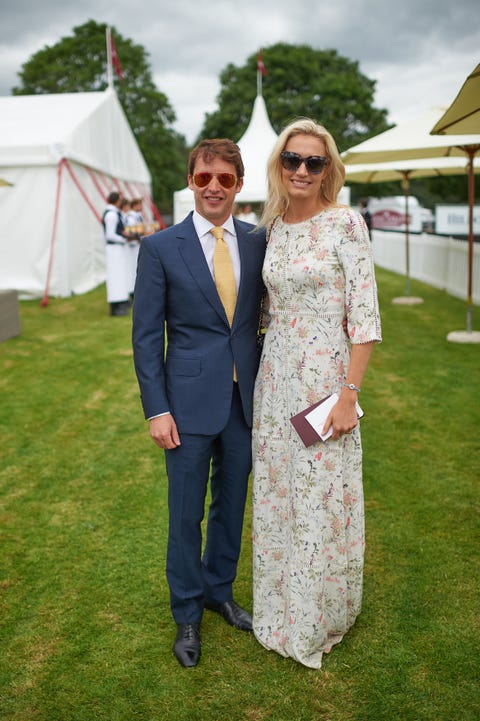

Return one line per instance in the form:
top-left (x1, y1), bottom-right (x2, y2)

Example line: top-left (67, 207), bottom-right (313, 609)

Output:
top-left (252, 207), bottom-right (382, 669)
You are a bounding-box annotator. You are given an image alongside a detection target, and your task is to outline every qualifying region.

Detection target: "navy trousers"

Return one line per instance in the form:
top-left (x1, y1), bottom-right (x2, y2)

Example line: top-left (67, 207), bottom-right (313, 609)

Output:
top-left (164, 384), bottom-right (252, 623)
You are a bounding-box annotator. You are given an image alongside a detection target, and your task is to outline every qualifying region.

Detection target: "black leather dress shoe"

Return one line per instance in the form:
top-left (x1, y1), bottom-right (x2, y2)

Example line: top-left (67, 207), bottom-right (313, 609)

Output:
top-left (173, 623), bottom-right (201, 667)
top-left (205, 600), bottom-right (253, 632)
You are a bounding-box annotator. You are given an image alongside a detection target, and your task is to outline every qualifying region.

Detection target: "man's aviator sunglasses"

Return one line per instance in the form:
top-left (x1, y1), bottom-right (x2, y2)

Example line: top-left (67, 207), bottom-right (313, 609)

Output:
top-left (193, 172), bottom-right (237, 189)
top-left (280, 151), bottom-right (329, 175)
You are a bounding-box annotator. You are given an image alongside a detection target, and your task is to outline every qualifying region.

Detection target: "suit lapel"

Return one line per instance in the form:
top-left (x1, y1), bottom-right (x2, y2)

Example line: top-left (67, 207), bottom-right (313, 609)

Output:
top-left (177, 214), bottom-right (258, 328)
top-left (177, 214), bottom-right (227, 323)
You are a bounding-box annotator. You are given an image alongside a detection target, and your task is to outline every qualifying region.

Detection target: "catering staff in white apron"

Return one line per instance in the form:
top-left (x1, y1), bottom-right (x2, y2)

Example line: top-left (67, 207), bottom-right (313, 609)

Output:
top-left (103, 191), bottom-right (130, 316)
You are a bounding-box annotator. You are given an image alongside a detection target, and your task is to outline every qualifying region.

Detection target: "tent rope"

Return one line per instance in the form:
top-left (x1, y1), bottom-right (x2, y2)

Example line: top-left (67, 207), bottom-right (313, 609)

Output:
top-left (63, 160), bottom-right (102, 223)
top-left (41, 159), bottom-right (162, 306)
top-left (42, 159), bottom-right (103, 307)
top-left (86, 167), bottom-right (108, 202)
top-left (96, 171), bottom-right (114, 196)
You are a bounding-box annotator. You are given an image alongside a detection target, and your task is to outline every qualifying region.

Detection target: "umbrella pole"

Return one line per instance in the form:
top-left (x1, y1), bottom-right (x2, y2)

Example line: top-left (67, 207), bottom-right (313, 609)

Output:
top-left (402, 173), bottom-right (411, 296)
top-left (392, 172), bottom-right (422, 305)
top-left (446, 146), bottom-right (480, 343)
top-left (465, 147), bottom-right (477, 333)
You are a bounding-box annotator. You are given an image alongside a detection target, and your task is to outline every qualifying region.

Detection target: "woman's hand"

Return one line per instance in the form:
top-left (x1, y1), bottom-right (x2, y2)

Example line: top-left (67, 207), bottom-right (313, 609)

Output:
top-left (322, 340), bottom-right (376, 439)
top-left (322, 393), bottom-right (359, 441)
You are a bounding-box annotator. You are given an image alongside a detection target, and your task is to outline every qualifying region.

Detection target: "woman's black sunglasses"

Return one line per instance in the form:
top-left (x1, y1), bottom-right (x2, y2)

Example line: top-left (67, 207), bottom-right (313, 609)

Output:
top-left (280, 151), bottom-right (329, 175)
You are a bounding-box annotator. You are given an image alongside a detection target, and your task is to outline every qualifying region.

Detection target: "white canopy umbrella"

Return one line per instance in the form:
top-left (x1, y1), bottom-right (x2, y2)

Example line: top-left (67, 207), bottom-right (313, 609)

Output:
top-left (430, 66), bottom-right (480, 342)
top-left (431, 64), bottom-right (480, 135)
top-left (341, 108), bottom-right (480, 164)
top-left (343, 109), bottom-right (480, 331)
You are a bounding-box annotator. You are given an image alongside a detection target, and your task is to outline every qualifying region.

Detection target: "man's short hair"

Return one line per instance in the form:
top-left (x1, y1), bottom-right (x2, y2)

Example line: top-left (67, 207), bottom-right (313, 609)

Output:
top-left (188, 139), bottom-right (244, 179)
top-left (107, 191), bottom-right (120, 204)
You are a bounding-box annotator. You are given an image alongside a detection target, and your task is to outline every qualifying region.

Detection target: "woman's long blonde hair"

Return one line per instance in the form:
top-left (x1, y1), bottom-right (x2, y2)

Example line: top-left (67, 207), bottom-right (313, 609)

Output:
top-left (259, 118), bottom-right (346, 228)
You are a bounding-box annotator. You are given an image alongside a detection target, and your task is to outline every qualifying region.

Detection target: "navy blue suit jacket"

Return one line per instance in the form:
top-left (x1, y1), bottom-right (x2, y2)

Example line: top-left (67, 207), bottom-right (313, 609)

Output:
top-left (132, 212), bottom-right (266, 434)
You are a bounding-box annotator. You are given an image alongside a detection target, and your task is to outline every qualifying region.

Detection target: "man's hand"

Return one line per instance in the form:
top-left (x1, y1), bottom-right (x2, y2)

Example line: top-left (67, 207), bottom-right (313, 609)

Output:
top-left (149, 414), bottom-right (181, 449)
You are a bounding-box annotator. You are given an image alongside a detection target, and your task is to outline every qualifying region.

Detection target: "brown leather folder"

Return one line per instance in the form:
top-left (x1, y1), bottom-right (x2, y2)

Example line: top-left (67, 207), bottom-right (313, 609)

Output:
top-left (290, 393), bottom-right (364, 447)
top-left (290, 395), bottom-right (332, 447)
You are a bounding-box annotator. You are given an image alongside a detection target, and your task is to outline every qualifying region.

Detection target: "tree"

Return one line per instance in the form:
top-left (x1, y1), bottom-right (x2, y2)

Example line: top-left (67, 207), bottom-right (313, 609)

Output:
top-left (12, 20), bottom-right (188, 211)
top-left (199, 44), bottom-right (390, 151)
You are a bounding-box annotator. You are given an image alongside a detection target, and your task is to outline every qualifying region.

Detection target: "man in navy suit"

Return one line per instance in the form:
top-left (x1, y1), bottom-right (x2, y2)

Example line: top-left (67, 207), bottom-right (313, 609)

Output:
top-left (132, 139), bottom-right (266, 667)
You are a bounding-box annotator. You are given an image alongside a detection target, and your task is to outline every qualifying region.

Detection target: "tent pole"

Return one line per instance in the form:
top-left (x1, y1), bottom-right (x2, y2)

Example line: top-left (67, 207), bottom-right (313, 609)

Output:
top-left (41, 159), bottom-right (66, 307)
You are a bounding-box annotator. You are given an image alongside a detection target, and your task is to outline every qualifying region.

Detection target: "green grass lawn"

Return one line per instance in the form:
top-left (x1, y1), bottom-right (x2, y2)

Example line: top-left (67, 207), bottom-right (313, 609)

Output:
top-left (1, 270), bottom-right (479, 721)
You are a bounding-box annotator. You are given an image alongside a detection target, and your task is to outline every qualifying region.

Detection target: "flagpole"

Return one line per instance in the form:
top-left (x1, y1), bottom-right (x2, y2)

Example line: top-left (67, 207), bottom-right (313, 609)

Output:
top-left (257, 50), bottom-right (266, 97)
top-left (106, 26), bottom-right (113, 89)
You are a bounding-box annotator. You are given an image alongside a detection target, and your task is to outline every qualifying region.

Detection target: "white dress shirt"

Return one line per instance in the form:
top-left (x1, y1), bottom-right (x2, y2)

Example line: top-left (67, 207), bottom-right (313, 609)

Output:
top-left (192, 211), bottom-right (241, 291)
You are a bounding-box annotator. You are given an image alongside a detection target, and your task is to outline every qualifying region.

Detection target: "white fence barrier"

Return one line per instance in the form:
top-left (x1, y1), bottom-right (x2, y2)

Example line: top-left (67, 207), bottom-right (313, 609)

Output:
top-left (371, 230), bottom-right (480, 305)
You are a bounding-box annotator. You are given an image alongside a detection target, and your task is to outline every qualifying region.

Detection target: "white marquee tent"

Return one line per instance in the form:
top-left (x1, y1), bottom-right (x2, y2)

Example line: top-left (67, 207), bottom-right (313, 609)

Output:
top-left (173, 94), bottom-right (278, 224)
top-left (0, 88), bottom-right (153, 300)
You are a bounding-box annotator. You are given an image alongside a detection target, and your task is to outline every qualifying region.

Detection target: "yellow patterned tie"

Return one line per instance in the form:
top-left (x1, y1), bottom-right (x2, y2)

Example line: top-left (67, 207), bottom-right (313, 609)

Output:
top-left (211, 226), bottom-right (237, 381)
top-left (211, 226), bottom-right (237, 326)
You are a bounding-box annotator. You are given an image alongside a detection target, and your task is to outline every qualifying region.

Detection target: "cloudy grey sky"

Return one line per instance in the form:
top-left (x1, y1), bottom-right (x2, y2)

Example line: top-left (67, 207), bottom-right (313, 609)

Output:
top-left (0, 0), bottom-right (478, 143)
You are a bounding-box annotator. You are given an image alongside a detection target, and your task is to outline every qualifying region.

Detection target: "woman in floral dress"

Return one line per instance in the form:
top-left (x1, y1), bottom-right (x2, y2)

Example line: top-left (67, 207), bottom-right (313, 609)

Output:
top-left (252, 118), bottom-right (382, 669)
